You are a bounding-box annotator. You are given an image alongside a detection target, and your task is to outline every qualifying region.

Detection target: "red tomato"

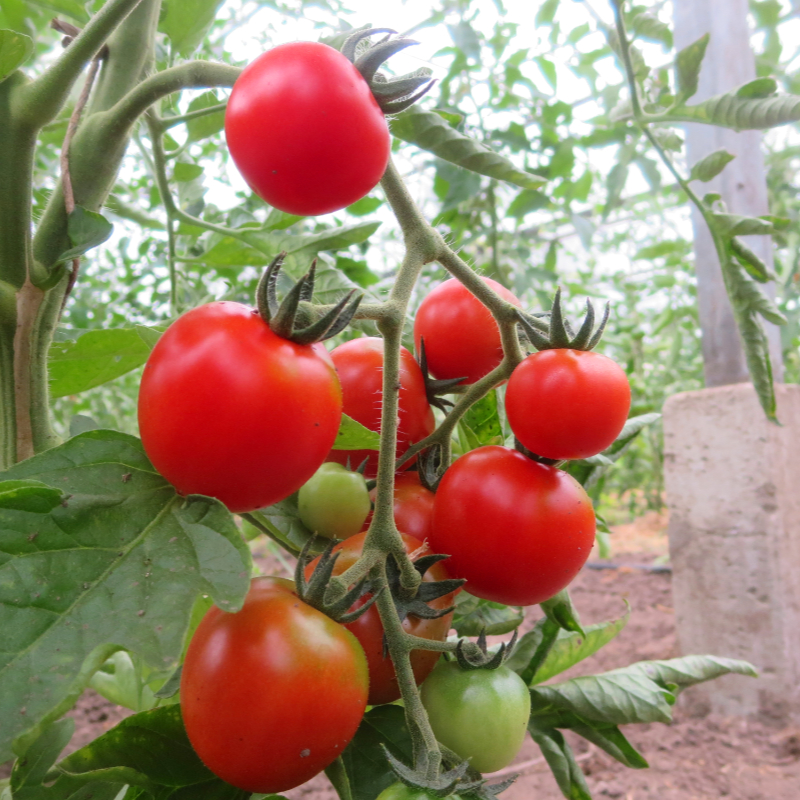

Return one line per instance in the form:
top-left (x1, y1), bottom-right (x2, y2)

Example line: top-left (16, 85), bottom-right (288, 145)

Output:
top-left (306, 532), bottom-right (457, 705)
top-left (360, 472), bottom-right (436, 541)
top-left (413, 277), bottom-right (521, 384)
top-left (138, 302), bottom-right (342, 512)
top-left (505, 349), bottom-right (631, 460)
top-left (225, 42), bottom-right (390, 215)
top-left (327, 338), bottom-right (435, 477)
top-left (430, 446), bottom-right (595, 606)
top-left (181, 577), bottom-right (368, 793)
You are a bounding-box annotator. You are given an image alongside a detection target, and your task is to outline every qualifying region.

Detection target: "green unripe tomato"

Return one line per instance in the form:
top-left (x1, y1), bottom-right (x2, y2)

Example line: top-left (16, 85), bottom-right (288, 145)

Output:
top-left (377, 783), bottom-right (461, 800)
top-left (420, 660), bottom-right (531, 773)
top-left (297, 463), bottom-right (371, 539)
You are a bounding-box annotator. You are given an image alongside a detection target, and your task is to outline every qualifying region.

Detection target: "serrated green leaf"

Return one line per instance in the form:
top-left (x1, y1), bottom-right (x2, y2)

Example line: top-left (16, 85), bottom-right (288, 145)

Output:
top-left (0, 28), bottom-right (33, 81)
top-left (532, 670), bottom-right (675, 725)
top-left (731, 238), bottom-right (775, 283)
top-left (390, 108), bottom-right (546, 190)
top-left (712, 213), bottom-right (774, 236)
top-left (57, 206), bottom-right (113, 262)
top-left (528, 728), bottom-right (592, 800)
top-left (675, 32), bottom-right (709, 101)
top-left (677, 89), bottom-right (800, 130)
top-left (689, 149), bottom-right (735, 182)
top-left (48, 328), bottom-right (160, 397)
top-left (0, 480), bottom-right (66, 513)
top-left (159, 0), bottom-right (225, 57)
top-left (36, 705), bottom-right (252, 799)
top-left (622, 654), bottom-right (757, 689)
top-left (651, 127), bottom-right (683, 152)
top-left (736, 77), bottom-right (777, 99)
top-left (631, 11), bottom-right (672, 48)
top-left (249, 495), bottom-right (316, 556)
top-left (0, 431), bottom-right (251, 763)
top-left (341, 706), bottom-right (413, 800)
top-left (185, 91), bottom-right (225, 142)
top-left (531, 611), bottom-right (629, 685)
top-left (541, 589), bottom-right (584, 635)
top-left (505, 617), bottom-right (560, 684)
top-left (346, 196), bottom-right (382, 216)
top-left (9, 718), bottom-right (74, 795)
top-left (452, 591), bottom-right (524, 636)
top-left (332, 414), bottom-right (381, 451)
top-left (173, 162), bottom-right (204, 182)
top-left (461, 389), bottom-right (503, 448)
top-left (508, 188), bottom-right (550, 218)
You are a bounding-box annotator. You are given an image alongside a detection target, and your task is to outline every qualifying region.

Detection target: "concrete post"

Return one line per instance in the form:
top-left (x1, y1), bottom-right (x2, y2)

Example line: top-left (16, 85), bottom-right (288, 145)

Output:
top-left (663, 384), bottom-right (800, 723)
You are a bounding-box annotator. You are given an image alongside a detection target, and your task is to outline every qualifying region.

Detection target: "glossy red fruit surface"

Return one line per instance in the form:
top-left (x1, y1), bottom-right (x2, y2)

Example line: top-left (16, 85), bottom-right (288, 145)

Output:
top-left (225, 42), bottom-right (390, 215)
top-left (413, 277), bottom-right (522, 384)
top-left (138, 301), bottom-right (342, 512)
top-left (505, 348), bottom-right (631, 460)
top-left (430, 446), bottom-right (596, 606)
top-left (181, 577), bottom-right (368, 793)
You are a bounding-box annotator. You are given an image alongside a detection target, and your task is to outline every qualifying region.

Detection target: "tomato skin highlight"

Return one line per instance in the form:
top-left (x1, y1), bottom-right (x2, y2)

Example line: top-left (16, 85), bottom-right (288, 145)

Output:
top-left (360, 472), bottom-right (436, 540)
top-left (430, 446), bottom-right (596, 606)
top-left (138, 302), bottom-right (342, 513)
top-left (306, 531), bottom-right (457, 705)
top-left (505, 348), bottom-right (631, 460)
top-left (327, 337), bottom-right (435, 477)
top-left (420, 660), bottom-right (531, 773)
top-left (413, 277), bottom-right (522, 384)
top-left (181, 577), bottom-right (368, 794)
top-left (225, 41), bottom-right (390, 215)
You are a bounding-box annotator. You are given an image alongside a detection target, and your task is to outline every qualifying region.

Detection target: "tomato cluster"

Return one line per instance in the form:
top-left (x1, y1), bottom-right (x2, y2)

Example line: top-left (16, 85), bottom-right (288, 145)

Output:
top-left (137, 32), bottom-right (634, 799)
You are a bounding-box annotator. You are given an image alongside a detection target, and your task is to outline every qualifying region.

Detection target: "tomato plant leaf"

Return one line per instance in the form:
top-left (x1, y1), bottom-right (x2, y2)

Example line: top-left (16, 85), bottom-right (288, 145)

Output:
top-left (505, 616), bottom-right (560, 684)
top-left (340, 706), bottom-right (413, 800)
top-left (527, 728), bottom-right (592, 800)
top-left (674, 88), bottom-right (800, 130)
top-left (390, 107), bottom-right (546, 190)
top-left (0, 28), bottom-right (33, 82)
top-left (689, 149), bottom-right (735, 182)
top-left (159, 0), bottom-right (226, 57)
top-left (460, 389), bottom-right (503, 449)
top-left (9, 718), bottom-right (74, 795)
top-left (57, 207), bottom-right (114, 263)
top-left (249, 495), bottom-right (317, 556)
top-left (452, 590), bottom-right (524, 636)
top-left (675, 32), bottom-right (709, 102)
top-left (0, 479), bottom-right (66, 513)
top-left (333, 414), bottom-right (381, 451)
top-left (618, 654), bottom-right (757, 690)
top-left (48, 328), bottom-right (161, 397)
top-left (185, 91), bottom-right (226, 142)
top-left (530, 610), bottom-right (630, 685)
top-left (540, 589), bottom-right (584, 635)
top-left (531, 670), bottom-right (675, 725)
top-left (0, 430), bottom-right (251, 763)
top-left (18, 705), bottom-right (251, 799)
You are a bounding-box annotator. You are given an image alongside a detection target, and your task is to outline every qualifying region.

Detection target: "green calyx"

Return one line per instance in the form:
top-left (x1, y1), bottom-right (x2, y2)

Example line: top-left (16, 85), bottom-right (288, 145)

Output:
top-left (386, 549), bottom-right (464, 623)
top-left (454, 629), bottom-right (519, 671)
top-left (295, 538), bottom-right (378, 624)
top-left (518, 287), bottom-right (610, 351)
top-left (418, 337), bottom-right (466, 413)
top-left (256, 251), bottom-right (363, 344)
top-left (341, 27), bottom-right (435, 115)
top-left (383, 746), bottom-right (515, 798)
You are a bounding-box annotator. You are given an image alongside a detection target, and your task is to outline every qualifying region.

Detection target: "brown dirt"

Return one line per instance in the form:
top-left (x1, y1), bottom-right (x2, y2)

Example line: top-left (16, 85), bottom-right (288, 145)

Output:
top-left (4, 512), bottom-right (800, 799)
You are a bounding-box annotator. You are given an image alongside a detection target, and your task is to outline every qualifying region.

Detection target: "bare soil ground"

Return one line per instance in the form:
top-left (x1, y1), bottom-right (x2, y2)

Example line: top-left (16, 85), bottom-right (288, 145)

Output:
top-left (5, 511), bottom-right (800, 799)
